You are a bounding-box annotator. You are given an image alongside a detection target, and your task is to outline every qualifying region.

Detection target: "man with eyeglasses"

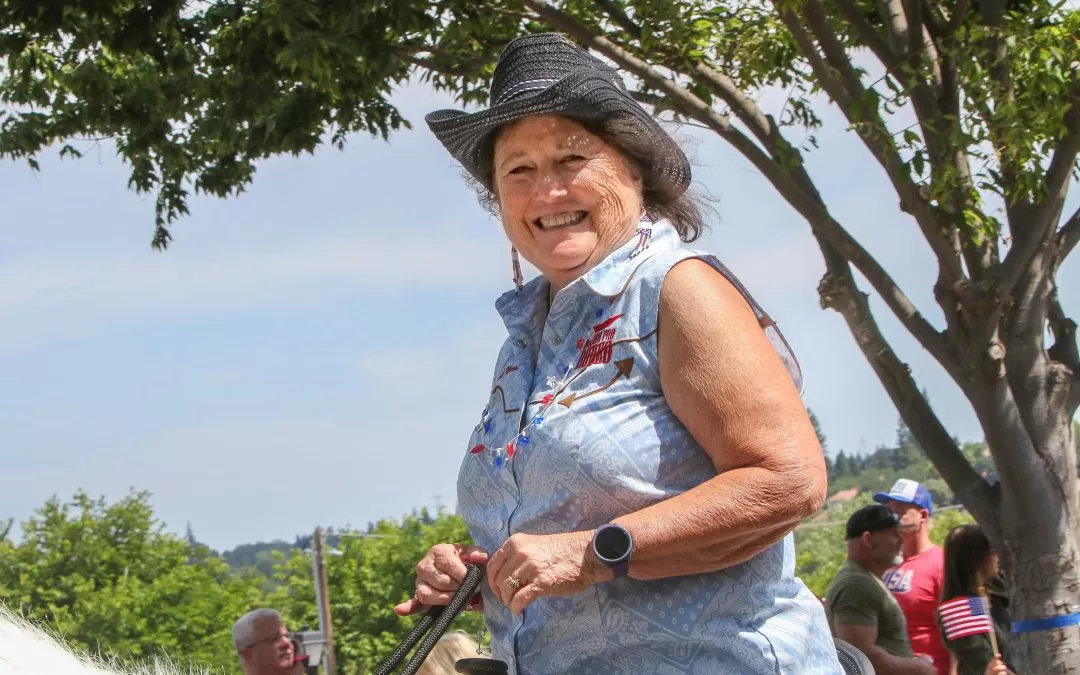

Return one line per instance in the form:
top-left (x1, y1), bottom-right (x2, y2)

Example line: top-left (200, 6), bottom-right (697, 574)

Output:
top-left (232, 608), bottom-right (298, 675)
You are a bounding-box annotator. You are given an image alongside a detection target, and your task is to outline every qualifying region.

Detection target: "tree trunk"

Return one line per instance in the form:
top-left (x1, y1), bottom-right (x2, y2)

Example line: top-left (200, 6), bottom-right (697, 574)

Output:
top-left (997, 428), bottom-right (1080, 672)
top-left (815, 235), bottom-right (1080, 672)
top-left (975, 393), bottom-right (1080, 672)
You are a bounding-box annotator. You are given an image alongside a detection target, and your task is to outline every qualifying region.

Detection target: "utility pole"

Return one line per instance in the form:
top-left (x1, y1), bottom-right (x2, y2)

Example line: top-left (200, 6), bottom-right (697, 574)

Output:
top-left (312, 527), bottom-right (337, 675)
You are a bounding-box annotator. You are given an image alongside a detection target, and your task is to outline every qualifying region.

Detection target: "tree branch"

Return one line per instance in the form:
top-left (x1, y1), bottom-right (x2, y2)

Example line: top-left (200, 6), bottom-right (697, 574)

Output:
top-left (878, 0), bottom-right (912, 55)
top-left (921, 0), bottom-right (948, 38)
top-left (777, 1), bottom-right (965, 285)
top-left (401, 54), bottom-right (486, 78)
top-left (1057, 205), bottom-right (1080, 267)
top-left (997, 100), bottom-right (1080, 298)
top-left (516, 1), bottom-right (741, 141)
top-left (835, 0), bottom-right (901, 69)
top-left (944, 0), bottom-right (971, 37)
top-left (593, 11), bottom-right (795, 165)
top-left (519, 0), bottom-right (957, 377)
top-left (1047, 288), bottom-right (1078, 373)
top-left (394, 42), bottom-right (507, 77)
top-left (902, 0), bottom-right (924, 56)
top-left (685, 63), bottom-right (779, 150)
top-left (817, 246), bottom-right (997, 529)
top-left (592, 0), bottom-right (641, 39)
top-left (977, 0), bottom-right (1027, 222)
top-left (1069, 375), bottom-right (1080, 418)
top-left (836, 0), bottom-right (992, 283)
top-left (836, 0), bottom-right (944, 110)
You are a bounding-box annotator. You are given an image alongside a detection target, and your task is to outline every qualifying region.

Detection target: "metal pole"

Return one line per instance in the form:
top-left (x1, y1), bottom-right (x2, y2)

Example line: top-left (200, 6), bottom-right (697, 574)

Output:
top-left (313, 527), bottom-right (337, 675)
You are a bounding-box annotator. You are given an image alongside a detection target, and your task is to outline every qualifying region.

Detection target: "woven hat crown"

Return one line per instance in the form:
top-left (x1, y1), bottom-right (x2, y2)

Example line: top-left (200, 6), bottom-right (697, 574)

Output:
top-left (424, 32), bottom-right (691, 197)
top-left (487, 34), bottom-right (626, 107)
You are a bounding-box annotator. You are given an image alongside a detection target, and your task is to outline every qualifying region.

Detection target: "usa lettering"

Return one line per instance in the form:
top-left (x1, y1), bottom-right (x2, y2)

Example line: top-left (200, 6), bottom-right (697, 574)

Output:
top-left (883, 568), bottom-right (914, 593)
top-left (577, 328), bottom-right (615, 368)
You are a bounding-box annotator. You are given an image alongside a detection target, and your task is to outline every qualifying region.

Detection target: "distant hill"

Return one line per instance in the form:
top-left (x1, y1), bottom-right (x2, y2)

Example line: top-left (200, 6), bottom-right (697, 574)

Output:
top-left (813, 412), bottom-right (1003, 507)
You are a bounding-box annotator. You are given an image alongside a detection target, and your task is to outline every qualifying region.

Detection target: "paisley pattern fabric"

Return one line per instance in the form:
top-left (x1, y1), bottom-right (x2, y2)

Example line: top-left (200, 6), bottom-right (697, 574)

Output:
top-left (457, 220), bottom-right (841, 674)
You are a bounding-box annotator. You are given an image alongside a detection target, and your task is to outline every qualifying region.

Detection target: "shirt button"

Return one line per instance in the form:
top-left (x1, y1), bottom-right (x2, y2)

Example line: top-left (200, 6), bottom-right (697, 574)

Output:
top-left (551, 335), bottom-right (562, 345)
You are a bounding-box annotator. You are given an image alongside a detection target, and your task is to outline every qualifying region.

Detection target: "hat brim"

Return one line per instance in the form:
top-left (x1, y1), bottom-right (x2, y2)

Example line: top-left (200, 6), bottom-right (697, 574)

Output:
top-left (874, 492), bottom-right (932, 513)
top-left (425, 69), bottom-right (691, 197)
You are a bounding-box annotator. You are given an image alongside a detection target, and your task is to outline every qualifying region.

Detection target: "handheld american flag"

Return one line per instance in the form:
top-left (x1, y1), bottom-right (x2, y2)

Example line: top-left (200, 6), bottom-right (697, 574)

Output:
top-left (939, 595), bottom-right (994, 640)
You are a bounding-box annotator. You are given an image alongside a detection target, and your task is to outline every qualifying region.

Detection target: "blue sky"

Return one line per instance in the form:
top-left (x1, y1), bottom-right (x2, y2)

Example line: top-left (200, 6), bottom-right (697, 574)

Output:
top-left (2, 78), bottom-right (1077, 552)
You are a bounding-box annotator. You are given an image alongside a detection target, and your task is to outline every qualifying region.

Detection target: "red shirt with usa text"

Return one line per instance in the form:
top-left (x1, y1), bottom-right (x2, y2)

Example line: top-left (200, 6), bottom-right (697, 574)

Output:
top-left (882, 545), bottom-right (949, 675)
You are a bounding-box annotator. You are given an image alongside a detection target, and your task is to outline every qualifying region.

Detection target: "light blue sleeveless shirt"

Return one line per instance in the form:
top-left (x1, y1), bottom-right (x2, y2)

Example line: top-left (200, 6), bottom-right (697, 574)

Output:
top-left (457, 221), bottom-right (841, 674)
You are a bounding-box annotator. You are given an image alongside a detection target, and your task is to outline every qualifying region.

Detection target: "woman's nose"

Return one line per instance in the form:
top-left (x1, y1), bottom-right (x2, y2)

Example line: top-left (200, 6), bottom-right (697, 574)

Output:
top-left (534, 169), bottom-right (570, 201)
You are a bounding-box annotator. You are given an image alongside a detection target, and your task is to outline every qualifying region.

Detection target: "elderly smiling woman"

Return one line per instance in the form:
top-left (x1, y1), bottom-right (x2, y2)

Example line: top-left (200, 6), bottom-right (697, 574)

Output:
top-left (393, 33), bottom-right (842, 674)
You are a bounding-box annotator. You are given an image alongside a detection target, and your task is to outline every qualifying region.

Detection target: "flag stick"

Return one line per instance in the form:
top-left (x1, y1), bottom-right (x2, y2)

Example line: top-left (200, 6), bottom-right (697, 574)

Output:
top-left (977, 586), bottom-right (999, 656)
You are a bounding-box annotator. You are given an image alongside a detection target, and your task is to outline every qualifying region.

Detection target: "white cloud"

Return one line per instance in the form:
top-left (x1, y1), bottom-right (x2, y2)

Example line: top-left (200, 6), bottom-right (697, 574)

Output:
top-left (356, 316), bottom-right (507, 402)
top-left (0, 230), bottom-right (507, 351)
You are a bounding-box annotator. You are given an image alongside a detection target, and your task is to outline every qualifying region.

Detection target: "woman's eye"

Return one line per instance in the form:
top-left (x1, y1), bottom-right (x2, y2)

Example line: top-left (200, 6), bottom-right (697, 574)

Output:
top-left (562, 154), bottom-right (586, 164)
top-left (508, 165), bottom-right (530, 175)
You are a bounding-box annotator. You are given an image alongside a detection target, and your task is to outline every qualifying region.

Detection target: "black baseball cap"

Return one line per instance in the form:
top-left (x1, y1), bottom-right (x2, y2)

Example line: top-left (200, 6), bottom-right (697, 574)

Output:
top-left (845, 504), bottom-right (900, 540)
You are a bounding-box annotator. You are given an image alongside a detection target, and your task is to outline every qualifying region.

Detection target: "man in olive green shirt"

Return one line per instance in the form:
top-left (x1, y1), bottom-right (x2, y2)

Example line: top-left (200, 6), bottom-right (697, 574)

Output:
top-left (826, 504), bottom-right (936, 675)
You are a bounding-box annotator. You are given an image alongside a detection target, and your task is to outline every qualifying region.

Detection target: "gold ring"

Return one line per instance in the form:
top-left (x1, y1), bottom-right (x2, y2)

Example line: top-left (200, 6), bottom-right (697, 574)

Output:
top-left (506, 576), bottom-right (519, 590)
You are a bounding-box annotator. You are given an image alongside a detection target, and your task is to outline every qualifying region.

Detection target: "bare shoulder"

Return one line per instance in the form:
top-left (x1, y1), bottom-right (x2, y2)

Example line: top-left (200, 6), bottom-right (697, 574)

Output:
top-left (657, 256), bottom-right (819, 474)
top-left (657, 256), bottom-right (790, 383)
top-left (658, 256), bottom-right (760, 325)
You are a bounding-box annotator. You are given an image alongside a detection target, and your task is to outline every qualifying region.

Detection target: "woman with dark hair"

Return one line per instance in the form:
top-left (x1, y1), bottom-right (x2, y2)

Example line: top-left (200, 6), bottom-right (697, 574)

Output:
top-left (392, 32), bottom-right (840, 673)
top-left (938, 524), bottom-right (1015, 675)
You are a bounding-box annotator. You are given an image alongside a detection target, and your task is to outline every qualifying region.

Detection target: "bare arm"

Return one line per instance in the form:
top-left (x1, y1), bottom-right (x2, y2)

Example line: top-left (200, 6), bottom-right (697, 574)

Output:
top-left (611, 258), bottom-right (828, 579)
top-left (835, 624), bottom-right (937, 675)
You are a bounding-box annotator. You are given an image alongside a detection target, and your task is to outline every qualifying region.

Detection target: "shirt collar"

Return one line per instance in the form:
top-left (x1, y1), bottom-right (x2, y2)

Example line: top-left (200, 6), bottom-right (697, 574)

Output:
top-left (495, 219), bottom-right (682, 338)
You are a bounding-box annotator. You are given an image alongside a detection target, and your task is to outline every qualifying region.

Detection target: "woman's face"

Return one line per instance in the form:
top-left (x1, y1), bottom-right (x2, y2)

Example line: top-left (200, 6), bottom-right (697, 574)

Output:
top-left (492, 115), bottom-right (643, 292)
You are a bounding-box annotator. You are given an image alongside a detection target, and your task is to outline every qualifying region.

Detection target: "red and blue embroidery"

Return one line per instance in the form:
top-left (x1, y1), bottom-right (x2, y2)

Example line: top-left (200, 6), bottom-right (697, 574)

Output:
top-left (471, 305), bottom-right (642, 467)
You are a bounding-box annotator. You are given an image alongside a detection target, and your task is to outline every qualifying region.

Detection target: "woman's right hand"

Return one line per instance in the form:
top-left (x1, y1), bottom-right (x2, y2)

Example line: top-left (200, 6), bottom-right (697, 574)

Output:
top-left (393, 543), bottom-right (489, 616)
top-left (984, 655), bottom-right (1007, 675)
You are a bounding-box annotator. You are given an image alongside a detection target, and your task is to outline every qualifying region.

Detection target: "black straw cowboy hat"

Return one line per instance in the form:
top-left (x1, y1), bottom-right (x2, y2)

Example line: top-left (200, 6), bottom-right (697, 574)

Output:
top-left (425, 32), bottom-right (691, 197)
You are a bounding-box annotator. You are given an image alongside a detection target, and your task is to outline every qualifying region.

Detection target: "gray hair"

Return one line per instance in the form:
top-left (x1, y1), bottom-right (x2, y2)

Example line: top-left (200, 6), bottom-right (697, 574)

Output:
top-left (232, 608), bottom-right (283, 650)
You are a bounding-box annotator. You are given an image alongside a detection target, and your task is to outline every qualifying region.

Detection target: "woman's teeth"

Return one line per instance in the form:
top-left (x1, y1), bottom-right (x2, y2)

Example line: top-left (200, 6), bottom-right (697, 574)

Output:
top-left (536, 211), bottom-right (587, 229)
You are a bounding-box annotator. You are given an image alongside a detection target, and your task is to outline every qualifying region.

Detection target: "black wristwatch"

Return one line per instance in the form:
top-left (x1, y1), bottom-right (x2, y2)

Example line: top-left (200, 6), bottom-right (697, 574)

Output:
top-left (591, 524), bottom-right (633, 578)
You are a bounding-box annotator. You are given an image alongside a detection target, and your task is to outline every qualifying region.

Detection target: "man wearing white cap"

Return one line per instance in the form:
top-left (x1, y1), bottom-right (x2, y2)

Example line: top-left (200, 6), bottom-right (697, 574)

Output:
top-left (876, 479), bottom-right (949, 675)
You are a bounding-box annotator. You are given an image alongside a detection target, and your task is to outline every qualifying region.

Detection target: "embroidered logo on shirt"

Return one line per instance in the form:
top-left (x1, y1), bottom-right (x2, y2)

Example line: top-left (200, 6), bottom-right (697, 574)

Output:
top-left (559, 358), bottom-right (634, 407)
top-left (576, 314), bottom-right (624, 368)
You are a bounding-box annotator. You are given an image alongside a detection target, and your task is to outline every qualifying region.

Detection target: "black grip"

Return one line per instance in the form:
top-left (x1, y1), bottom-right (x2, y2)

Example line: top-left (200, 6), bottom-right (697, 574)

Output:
top-left (372, 564), bottom-right (485, 675)
top-left (454, 657), bottom-right (510, 674)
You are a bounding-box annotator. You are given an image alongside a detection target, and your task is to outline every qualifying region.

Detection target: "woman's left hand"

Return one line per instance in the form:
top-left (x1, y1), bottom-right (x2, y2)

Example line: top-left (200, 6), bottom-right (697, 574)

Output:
top-left (487, 531), bottom-right (609, 614)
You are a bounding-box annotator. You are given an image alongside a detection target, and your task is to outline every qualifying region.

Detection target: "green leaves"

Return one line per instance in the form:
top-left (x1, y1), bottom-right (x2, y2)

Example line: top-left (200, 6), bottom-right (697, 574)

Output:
top-left (0, 490), bottom-right (265, 673)
top-left (267, 510), bottom-right (485, 673)
top-left (0, 0), bottom-right (432, 248)
top-left (0, 492), bottom-right (483, 675)
top-left (3, 0), bottom-right (1078, 258)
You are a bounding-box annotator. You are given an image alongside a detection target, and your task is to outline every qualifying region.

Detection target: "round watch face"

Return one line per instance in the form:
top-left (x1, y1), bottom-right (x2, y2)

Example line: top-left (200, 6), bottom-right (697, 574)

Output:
top-left (595, 525), bottom-right (631, 562)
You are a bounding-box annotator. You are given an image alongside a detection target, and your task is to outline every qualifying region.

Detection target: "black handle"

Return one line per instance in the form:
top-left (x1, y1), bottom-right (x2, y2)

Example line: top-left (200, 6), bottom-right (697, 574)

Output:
top-left (454, 657), bottom-right (510, 674)
top-left (372, 564), bottom-right (487, 675)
